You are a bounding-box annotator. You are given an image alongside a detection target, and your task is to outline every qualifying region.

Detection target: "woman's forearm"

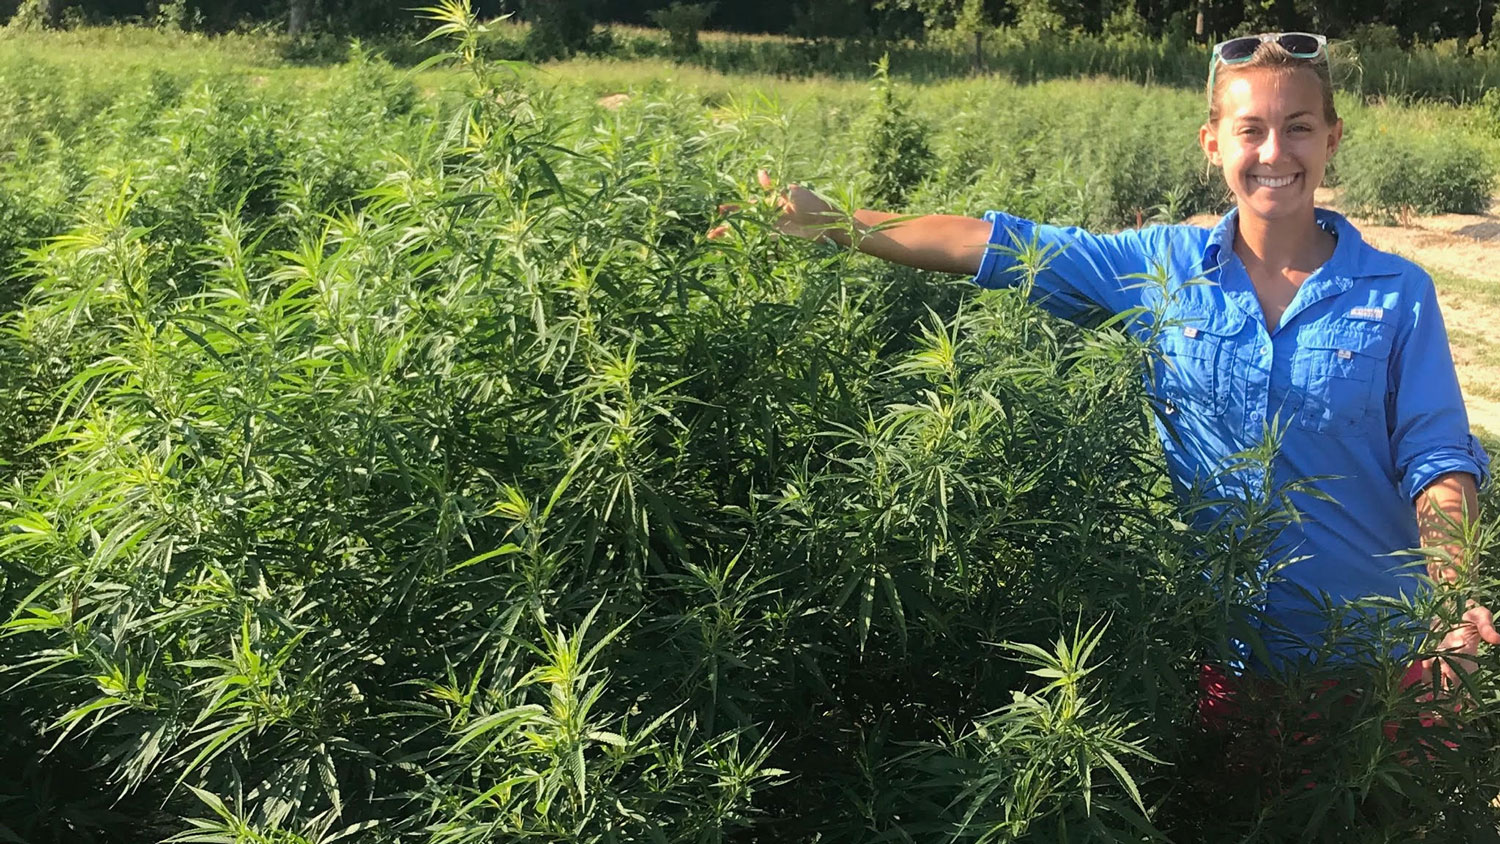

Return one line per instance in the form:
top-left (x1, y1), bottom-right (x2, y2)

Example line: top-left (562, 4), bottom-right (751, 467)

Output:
top-left (1417, 471), bottom-right (1481, 584)
top-left (827, 210), bottom-right (993, 277)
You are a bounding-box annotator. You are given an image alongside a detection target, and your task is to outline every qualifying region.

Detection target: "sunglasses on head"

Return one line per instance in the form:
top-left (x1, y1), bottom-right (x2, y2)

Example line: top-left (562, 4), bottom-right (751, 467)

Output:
top-left (1207, 32), bottom-right (1328, 107)
top-left (1212, 31), bottom-right (1327, 64)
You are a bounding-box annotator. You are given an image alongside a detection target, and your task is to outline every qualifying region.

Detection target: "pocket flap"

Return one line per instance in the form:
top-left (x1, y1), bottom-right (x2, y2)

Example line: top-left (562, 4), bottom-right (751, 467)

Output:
top-left (1169, 305), bottom-right (1246, 338)
top-left (1297, 321), bottom-right (1393, 357)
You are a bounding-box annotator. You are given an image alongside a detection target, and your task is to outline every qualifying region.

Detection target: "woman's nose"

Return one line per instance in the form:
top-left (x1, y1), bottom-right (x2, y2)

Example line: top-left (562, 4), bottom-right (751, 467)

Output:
top-left (1259, 131), bottom-right (1283, 163)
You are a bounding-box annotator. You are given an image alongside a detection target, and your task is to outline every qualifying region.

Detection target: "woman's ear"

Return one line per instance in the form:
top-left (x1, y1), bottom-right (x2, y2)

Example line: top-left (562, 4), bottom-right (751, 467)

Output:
top-left (1327, 117), bottom-right (1344, 158)
top-left (1198, 123), bottom-right (1221, 167)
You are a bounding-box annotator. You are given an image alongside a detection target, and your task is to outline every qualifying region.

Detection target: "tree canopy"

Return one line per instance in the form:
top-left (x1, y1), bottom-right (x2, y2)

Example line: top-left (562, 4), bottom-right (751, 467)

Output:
top-left (0, 0), bottom-right (1494, 58)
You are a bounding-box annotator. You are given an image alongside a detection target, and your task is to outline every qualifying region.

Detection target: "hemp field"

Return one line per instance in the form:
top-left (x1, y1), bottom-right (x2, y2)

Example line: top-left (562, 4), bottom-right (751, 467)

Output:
top-left (2, 15), bottom-right (1499, 842)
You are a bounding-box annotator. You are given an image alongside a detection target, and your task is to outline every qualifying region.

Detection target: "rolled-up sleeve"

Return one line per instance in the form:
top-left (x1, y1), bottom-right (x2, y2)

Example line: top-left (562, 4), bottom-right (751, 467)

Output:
top-left (972, 211), bottom-right (1158, 323)
top-left (1388, 272), bottom-right (1491, 500)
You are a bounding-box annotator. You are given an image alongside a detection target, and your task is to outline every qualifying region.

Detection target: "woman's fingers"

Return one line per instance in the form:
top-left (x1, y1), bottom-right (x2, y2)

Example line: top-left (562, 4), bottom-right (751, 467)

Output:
top-left (709, 171), bottom-right (830, 242)
top-left (1464, 603), bottom-right (1500, 645)
top-left (1424, 619), bottom-right (1482, 696)
top-left (1442, 657), bottom-right (1462, 693)
top-left (1414, 603), bottom-right (1500, 696)
top-left (707, 172), bottom-right (783, 239)
top-left (706, 198), bottom-right (772, 240)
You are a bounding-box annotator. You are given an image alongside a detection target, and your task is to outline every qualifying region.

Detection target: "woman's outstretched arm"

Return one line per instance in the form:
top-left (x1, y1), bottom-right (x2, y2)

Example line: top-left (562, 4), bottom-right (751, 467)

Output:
top-left (709, 171), bottom-right (990, 276)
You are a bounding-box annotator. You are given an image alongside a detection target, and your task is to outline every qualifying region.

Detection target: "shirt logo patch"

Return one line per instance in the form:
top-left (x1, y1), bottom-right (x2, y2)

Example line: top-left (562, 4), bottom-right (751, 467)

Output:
top-left (1183, 326), bottom-right (1200, 339)
top-left (1337, 349), bottom-right (1354, 359)
top-left (1347, 306), bottom-right (1385, 321)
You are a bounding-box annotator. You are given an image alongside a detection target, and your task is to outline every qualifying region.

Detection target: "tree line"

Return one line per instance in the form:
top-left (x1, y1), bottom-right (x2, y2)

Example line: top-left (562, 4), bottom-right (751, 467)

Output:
top-left (1, 0), bottom-right (1495, 56)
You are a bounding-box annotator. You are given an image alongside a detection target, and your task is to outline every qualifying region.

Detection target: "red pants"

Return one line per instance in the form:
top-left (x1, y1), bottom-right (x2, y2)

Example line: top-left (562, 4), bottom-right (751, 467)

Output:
top-left (1198, 661), bottom-right (1456, 745)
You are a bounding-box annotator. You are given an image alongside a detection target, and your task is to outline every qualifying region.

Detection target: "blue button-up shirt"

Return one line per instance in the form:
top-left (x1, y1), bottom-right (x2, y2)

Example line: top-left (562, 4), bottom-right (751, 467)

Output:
top-left (974, 206), bottom-right (1490, 657)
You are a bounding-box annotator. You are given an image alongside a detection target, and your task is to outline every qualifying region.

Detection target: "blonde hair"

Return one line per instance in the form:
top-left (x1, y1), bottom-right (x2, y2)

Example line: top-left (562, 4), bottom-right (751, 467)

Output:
top-left (1206, 41), bottom-right (1339, 126)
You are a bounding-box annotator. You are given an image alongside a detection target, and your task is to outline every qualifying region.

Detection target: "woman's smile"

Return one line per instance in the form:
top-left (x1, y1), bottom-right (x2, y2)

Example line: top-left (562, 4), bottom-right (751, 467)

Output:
top-left (1252, 173), bottom-right (1300, 189)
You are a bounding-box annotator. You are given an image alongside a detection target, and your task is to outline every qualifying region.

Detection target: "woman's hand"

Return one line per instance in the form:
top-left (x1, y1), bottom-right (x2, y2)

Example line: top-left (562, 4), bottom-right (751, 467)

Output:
top-left (708, 170), bottom-right (842, 242)
top-left (1419, 600), bottom-right (1500, 694)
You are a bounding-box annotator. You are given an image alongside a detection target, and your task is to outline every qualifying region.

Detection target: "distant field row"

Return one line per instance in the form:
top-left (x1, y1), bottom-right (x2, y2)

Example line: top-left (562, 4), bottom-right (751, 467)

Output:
top-left (1, 32), bottom-right (1496, 236)
top-left (5, 20), bottom-right (1500, 100)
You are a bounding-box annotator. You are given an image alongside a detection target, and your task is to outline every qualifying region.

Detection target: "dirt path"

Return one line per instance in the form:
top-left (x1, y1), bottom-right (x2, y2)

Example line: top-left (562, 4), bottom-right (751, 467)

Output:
top-left (1187, 191), bottom-right (1500, 438)
top-left (1459, 393), bottom-right (1500, 440)
top-left (1348, 200), bottom-right (1500, 286)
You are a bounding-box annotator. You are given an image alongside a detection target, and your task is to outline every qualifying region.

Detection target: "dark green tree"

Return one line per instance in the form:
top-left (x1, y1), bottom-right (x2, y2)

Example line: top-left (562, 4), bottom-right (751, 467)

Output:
top-left (649, 1), bottom-right (715, 54)
top-left (791, 0), bottom-right (867, 39)
top-left (288, 0), bottom-right (309, 32)
top-left (1, 0), bottom-right (1498, 48)
top-left (7, 0), bottom-right (69, 28)
top-left (872, 0), bottom-right (969, 30)
top-left (521, 0), bottom-right (597, 58)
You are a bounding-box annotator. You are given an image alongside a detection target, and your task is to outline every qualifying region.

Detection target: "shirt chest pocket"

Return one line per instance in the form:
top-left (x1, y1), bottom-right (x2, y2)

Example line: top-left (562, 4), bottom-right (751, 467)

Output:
top-left (1293, 321), bottom-right (1394, 435)
top-left (1156, 312), bottom-right (1244, 418)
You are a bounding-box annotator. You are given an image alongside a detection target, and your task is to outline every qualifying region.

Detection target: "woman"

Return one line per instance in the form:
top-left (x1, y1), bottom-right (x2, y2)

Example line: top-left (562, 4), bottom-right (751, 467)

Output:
top-left (711, 33), bottom-right (1494, 692)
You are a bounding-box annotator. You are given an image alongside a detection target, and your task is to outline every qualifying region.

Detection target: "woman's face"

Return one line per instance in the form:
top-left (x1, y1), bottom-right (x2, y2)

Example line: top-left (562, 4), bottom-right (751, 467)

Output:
top-left (1199, 66), bottom-right (1342, 223)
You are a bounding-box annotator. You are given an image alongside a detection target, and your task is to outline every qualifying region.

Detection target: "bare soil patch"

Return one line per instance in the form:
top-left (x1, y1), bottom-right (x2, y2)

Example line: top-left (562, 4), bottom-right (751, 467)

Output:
top-left (1352, 206), bottom-right (1500, 286)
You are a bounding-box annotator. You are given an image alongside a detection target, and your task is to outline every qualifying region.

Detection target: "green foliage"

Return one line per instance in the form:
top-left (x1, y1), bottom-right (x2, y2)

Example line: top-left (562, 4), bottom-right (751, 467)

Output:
top-left (789, 0), bottom-right (866, 41)
top-left (913, 81), bottom-right (1224, 229)
top-left (6, 19), bottom-right (1500, 103)
top-left (6, 0), bottom-right (55, 30)
top-left (1474, 87), bottom-right (1500, 138)
top-left (0, 9), bottom-right (1497, 843)
top-left (941, 621), bottom-right (1163, 839)
top-left (647, 1), bottom-right (714, 56)
top-left (1100, 0), bottom-right (1147, 42)
top-left (522, 0), bottom-right (599, 59)
top-left (1160, 8), bottom-right (1193, 45)
top-left (1340, 126), bottom-right (1497, 221)
top-left (952, 0), bottom-right (989, 34)
top-left (9, 0), bottom-right (1500, 70)
top-left (153, 0), bottom-right (203, 31)
top-left (858, 55), bottom-right (934, 208)
top-left (1349, 22), bottom-right (1402, 51)
top-left (872, 0), bottom-right (963, 31)
top-left (1013, 0), bottom-right (1072, 42)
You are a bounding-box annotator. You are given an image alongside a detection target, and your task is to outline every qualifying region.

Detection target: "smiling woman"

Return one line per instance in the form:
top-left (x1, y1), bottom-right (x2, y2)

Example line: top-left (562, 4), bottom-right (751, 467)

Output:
top-left (716, 30), bottom-right (1492, 745)
top-left (1200, 39), bottom-right (1341, 236)
top-left (1197, 46), bottom-right (1342, 334)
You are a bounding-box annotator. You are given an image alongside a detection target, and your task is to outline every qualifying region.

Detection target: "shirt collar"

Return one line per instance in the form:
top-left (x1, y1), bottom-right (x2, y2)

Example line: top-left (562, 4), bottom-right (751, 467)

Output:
top-left (1199, 206), bottom-right (1406, 279)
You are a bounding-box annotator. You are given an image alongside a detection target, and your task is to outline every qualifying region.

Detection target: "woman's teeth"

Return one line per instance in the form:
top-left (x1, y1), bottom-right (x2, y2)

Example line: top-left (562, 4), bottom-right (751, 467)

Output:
top-left (1253, 174), bottom-right (1298, 188)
